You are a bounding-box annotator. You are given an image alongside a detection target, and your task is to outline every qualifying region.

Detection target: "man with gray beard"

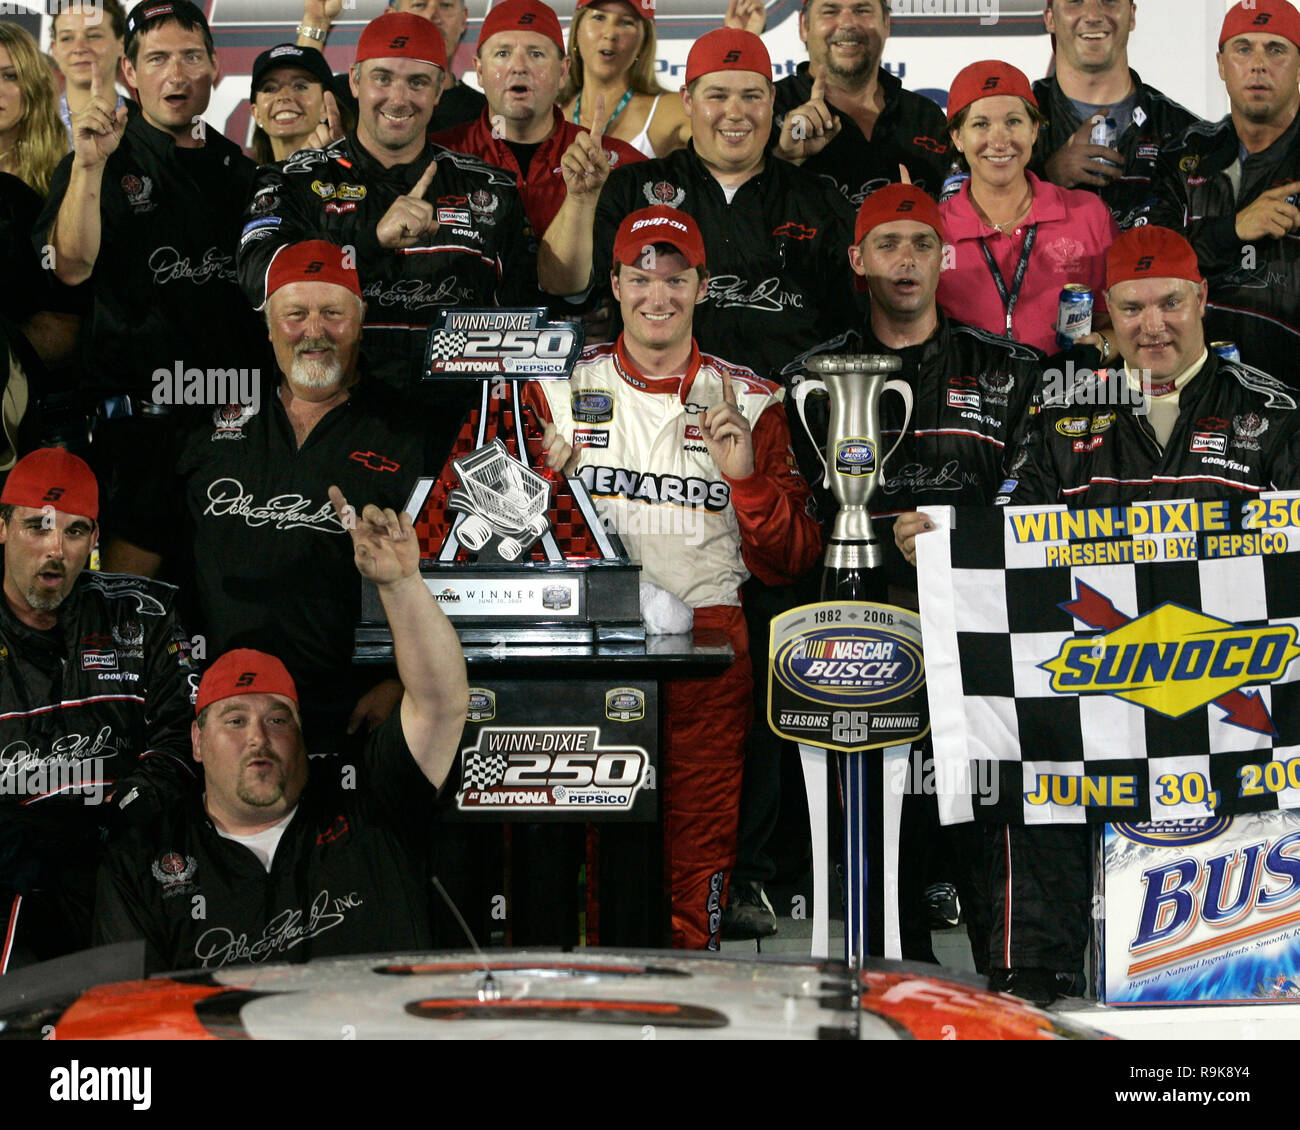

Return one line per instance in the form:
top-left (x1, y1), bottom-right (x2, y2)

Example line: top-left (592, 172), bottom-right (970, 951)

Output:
top-left (104, 242), bottom-right (434, 754)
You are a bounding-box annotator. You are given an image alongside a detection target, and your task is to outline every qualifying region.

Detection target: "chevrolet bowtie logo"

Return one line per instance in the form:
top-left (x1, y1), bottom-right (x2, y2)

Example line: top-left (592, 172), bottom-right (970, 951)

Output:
top-left (1040, 582), bottom-right (1300, 734)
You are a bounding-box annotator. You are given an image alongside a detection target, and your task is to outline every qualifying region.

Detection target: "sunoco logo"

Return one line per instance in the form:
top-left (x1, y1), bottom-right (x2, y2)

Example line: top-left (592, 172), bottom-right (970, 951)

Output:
top-left (1042, 585), bottom-right (1300, 729)
top-left (1115, 817), bottom-right (1233, 847)
top-left (773, 626), bottom-right (924, 707)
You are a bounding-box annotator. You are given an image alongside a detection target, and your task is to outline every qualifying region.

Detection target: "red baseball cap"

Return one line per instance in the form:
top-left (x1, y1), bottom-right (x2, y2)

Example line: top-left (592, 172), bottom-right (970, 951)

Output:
top-left (576, 0), bottom-right (655, 20)
top-left (613, 206), bottom-right (706, 270)
top-left (356, 10), bottom-right (447, 70)
top-left (1220, 0), bottom-right (1300, 50)
top-left (684, 28), bottom-right (771, 86)
top-left (265, 240), bottom-right (362, 303)
top-left (946, 60), bottom-right (1037, 123)
top-left (1105, 225), bottom-right (1202, 290)
top-left (0, 448), bottom-right (98, 521)
top-left (479, 0), bottom-right (565, 56)
top-left (854, 184), bottom-right (944, 246)
top-left (196, 649), bottom-right (300, 715)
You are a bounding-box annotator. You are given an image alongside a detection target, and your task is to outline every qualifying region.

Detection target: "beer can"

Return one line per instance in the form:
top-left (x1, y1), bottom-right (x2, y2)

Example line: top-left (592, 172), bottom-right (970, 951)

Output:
top-left (1090, 115), bottom-right (1119, 166)
top-left (1211, 341), bottom-right (1241, 363)
top-left (1056, 285), bottom-right (1094, 350)
top-left (939, 170), bottom-right (969, 203)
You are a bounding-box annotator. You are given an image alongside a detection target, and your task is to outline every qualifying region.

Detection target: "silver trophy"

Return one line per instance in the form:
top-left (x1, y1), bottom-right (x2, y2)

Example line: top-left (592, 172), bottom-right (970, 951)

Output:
top-left (792, 354), bottom-right (912, 575)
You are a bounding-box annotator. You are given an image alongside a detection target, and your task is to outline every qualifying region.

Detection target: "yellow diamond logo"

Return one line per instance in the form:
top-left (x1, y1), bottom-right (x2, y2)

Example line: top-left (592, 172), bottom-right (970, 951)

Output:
top-left (1042, 601), bottom-right (1300, 719)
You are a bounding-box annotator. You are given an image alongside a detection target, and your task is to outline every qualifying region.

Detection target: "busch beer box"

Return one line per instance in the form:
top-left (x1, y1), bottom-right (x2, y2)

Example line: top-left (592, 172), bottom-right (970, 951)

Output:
top-left (1099, 813), bottom-right (1300, 1004)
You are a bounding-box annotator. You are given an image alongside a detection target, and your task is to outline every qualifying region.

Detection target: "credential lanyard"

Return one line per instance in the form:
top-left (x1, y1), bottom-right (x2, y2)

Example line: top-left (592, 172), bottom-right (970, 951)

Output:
top-left (978, 223), bottom-right (1037, 339)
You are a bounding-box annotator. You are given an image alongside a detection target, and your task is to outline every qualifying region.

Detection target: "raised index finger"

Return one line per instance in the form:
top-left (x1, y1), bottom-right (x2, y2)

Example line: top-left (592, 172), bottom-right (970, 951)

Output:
top-left (591, 94), bottom-right (607, 146)
top-left (410, 158), bottom-right (439, 199)
top-left (328, 484), bottom-right (356, 532)
top-left (323, 89), bottom-right (340, 132)
top-left (720, 368), bottom-right (737, 407)
top-left (811, 69), bottom-right (826, 103)
top-left (89, 64), bottom-right (102, 101)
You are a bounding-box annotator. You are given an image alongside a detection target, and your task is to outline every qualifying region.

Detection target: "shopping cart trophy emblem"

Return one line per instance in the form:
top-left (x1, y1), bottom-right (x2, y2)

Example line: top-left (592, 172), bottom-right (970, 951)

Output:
top-left (355, 309), bottom-right (643, 653)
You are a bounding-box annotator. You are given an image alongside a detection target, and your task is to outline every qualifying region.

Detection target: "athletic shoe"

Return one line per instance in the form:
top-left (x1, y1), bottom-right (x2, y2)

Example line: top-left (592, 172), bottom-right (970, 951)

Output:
top-left (721, 880), bottom-right (778, 940)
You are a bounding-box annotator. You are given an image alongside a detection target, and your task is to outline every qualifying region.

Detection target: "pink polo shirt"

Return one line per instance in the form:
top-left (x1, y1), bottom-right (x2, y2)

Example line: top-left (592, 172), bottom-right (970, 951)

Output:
top-left (937, 172), bottom-right (1117, 353)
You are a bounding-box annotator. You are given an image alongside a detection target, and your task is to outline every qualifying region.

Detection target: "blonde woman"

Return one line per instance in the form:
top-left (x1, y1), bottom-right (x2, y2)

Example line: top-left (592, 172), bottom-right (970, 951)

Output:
top-left (0, 23), bottom-right (67, 196)
top-left (558, 0), bottom-right (689, 158)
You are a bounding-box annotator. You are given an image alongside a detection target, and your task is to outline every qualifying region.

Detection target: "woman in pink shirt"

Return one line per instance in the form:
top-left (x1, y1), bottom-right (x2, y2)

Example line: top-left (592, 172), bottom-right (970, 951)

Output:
top-left (937, 61), bottom-right (1117, 354)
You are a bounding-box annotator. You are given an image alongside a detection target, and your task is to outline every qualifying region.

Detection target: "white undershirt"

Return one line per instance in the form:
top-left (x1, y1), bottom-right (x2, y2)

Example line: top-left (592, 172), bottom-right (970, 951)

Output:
top-left (213, 806), bottom-right (298, 872)
top-left (1124, 349), bottom-right (1209, 449)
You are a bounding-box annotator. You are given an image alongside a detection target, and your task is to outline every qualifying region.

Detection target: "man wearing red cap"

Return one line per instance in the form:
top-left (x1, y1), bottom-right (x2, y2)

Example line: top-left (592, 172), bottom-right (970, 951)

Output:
top-left (296, 0), bottom-right (486, 134)
top-left (95, 486), bottom-right (470, 973)
top-left (105, 240), bottom-right (433, 756)
top-left (0, 448), bottom-right (198, 970)
top-left (526, 206), bottom-right (821, 950)
top-left (784, 184), bottom-right (1046, 962)
top-left (770, 0), bottom-right (950, 204)
top-left (237, 9), bottom-right (534, 397)
top-left (1029, 0), bottom-right (1200, 229)
top-left (542, 26), bottom-right (856, 387)
top-left (1139, 0), bottom-right (1300, 382)
top-left (976, 225), bottom-right (1300, 1004)
top-left (543, 26), bottom-right (852, 944)
top-left (429, 0), bottom-right (642, 243)
top-left (35, 0), bottom-right (265, 536)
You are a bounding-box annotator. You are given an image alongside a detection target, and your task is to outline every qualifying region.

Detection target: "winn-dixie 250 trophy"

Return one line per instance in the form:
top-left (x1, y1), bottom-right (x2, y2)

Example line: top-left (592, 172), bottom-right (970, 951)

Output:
top-left (355, 308), bottom-right (659, 831)
top-left (774, 355), bottom-right (930, 965)
top-left (355, 308), bottom-right (642, 650)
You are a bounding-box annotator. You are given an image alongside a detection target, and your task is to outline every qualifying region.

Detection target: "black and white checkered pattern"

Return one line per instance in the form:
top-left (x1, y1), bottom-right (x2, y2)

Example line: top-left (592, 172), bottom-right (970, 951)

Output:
top-left (427, 330), bottom-right (469, 363)
top-left (919, 504), bottom-right (1300, 825)
top-left (461, 750), bottom-right (507, 791)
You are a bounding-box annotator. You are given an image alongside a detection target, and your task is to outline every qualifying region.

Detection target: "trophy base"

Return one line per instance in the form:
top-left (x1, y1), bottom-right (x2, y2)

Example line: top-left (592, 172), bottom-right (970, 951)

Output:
top-left (354, 563), bottom-right (645, 657)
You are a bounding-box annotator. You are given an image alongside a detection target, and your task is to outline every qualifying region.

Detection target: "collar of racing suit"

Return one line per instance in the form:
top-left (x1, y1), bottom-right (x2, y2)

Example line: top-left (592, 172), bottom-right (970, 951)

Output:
top-left (344, 130), bottom-right (443, 190)
top-left (613, 333), bottom-right (704, 400)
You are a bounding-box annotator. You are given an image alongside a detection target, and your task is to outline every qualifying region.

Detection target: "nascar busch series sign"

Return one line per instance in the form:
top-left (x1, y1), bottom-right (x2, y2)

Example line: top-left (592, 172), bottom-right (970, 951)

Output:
top-left (767, 601), bottom-right (930, 753)
top-left (1099, 813), bottom-right (1300, 1004)
top-left (424, 307), bottom-right (583, 378)
top-left (454, 679), bottom-right (657, 821)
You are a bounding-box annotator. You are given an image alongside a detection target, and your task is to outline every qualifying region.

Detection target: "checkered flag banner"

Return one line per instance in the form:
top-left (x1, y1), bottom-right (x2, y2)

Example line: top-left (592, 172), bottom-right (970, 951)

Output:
top-left (427, 330), bottom-right (469, 363)
top-left (917, 494), bottom-right (1300, 827)
top-left (461, 750), bottom-right (507, 791)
